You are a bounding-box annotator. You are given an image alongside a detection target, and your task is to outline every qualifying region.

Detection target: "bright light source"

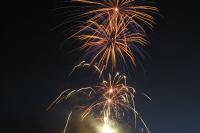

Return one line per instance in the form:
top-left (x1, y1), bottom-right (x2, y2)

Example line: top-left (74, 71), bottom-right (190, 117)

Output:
top-left (114, 7), bottom-right (119, 12)
top-left (108, 99), bottom-right (112, 103)
top-left (109, 89), bottom-right (113, 93)
top-left (97, 122), bottom-right (118, 133)
top-left (102, 124), bottom-right (112, 133)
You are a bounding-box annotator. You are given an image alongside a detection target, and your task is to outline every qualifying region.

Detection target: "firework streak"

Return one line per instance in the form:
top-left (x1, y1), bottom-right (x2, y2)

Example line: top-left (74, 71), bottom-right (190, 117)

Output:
top-left (71, 0), bottom-right (158, 70)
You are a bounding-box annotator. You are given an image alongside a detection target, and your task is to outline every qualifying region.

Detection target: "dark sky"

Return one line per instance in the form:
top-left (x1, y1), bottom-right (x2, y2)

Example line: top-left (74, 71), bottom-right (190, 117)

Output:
top-left (1, 0), bottom-right (200, 133)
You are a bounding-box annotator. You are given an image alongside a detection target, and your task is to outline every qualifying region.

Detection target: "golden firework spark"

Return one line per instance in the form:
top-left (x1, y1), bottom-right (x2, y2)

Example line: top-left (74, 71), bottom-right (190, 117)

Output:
top-left (71, 0), bottom-right (159, 32)
top-left (69, 0), bottom-right (158, 70)
top-left (74, 17), bottom-right (147, 70)
top-left (48, 62), bottom-right (151, 133)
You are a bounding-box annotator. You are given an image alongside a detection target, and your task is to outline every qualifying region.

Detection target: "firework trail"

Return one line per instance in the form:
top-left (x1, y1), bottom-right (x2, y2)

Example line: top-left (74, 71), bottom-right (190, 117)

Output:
top-left (48, 62), bottom-right (151, 133)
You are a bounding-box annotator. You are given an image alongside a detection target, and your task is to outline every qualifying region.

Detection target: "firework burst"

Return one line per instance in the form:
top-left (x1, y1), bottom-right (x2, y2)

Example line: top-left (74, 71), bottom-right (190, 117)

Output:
top-left (74, 16), bottom-right (147, 70)
top-left (48, 62), bottom-right (150, 133)
top-left (52, 0), bottom-right (158, 70)
top-left (71, 0), bottom-right (159, 31)
top-left (68, 0), bottom-right (158, 70)
top-left (48, 0), bottom-right (159, 132)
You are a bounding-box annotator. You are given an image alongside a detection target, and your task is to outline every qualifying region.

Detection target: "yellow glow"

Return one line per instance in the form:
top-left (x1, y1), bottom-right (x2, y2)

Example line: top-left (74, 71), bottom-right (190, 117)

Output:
top-left (102, 124), bottom-right (115, 133)
top-left (103, 124), bottom-right (111, 133)
top-left (97, 122), bottom-right (120, 133)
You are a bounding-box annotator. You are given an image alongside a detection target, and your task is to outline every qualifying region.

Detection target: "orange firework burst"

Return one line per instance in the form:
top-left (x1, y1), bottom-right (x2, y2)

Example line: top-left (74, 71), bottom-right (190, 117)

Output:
top-left (72, 0), bottom-right (159, 31)
top-left (69, 0), bottom-right (158, 70)
top-left (74, 16), bottom-right (147, 70)
top-left (48, 62), bottom-right (151, 133)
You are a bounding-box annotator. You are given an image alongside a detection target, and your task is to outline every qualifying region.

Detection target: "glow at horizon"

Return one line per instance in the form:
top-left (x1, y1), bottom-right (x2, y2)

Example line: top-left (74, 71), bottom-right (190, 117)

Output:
top-left (102, 124), bottom-right (113, 133)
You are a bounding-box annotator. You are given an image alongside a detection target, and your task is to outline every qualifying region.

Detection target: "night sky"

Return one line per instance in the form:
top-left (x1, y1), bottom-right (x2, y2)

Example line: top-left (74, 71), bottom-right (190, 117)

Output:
top-left (1, 0), bottom-right (200, 133)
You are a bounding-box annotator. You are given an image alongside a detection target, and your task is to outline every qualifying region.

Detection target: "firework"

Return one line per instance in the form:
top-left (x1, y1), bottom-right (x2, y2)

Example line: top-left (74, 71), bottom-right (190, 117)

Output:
top-left (71, 0), bottom-right (159, 31)
top-left (69, 0), bottom-right (158, 70)
top-left (48, 0), bottom-right (159, 132)
top-left (48, 62), bottom-right (150, 133)
top-left (74, 17), bottom-right (148, 70)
